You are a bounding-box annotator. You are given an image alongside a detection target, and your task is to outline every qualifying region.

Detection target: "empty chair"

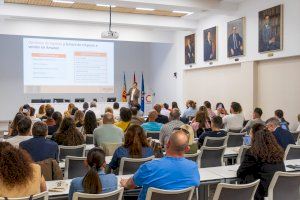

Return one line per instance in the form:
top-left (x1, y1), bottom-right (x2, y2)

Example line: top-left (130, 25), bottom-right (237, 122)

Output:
top-left (291, 131), bottom-right (300, 144)
top-left (58, 144), bottom-right (85, 160)
top-left (203, 136), bottom-right (227, 147)
top-left (184, 151), bottom-right (200, 164)
top-left (146, 131), bottom-right (160, 140)
top-left (85, 134), bottom-right (94, 144)
top-left (227, 132), bottom-right (246, 147)
top-left (100, 143), bottom-right (122, 156)
top-left (236, 145), bottom-right (251, 164)
top-left (145, 186), bottom-right (195, 200)
top-left (199, 146), bottom-right (226, 168)
top-left (284, 144), bottom-right (300, 160)
top-left (212, 180), bottom-right (260, 200)
top-left (73, 187), bottom-right (124, 200)
top-left (267, 171), bottom-right (300, 200)
top-left (0, 191), bottom-right (49, 200)
top-left (119, 156), bottom-right (154, 175)
top-left (64, 156), bottom-right (88, 179)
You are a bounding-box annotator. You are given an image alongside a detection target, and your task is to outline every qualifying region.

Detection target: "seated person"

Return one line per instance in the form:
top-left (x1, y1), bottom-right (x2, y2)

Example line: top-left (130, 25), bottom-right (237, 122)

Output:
top-left (69, 148), bottom-right (117, 199)
top-left (8, 112), bottom-right (24, 136)
top-left (191, 111), bottom-right (211, 138)
top-left (20, 121), bottom-right (58, 162)
top-left (179, 124), bottom-right (197, 154)
top-left (222, 102), bottom-right (244, 131)
top-left (7, 116), bottom-right (32, 147)
top-left (130, 106), bottom-right (145, 125)
top-left (241, 108), bottom-right (265, 133)
top-left (29, 107), bottom-right (41, 124)
top-left (198, 116), bottom-right (227, 147)
top-left (48, 111), bottom-right (62, 136)
top-left (44, 107), bottom-right (55, 126)
top-left (120, 130), bottom-right (200, 200)
top-left (275, 109), bottom-right (290, 131)
top-left (74, 110), bottom-right (84, 129)
top-left (109, 125), bottom-right (153, 171)
top-left (153, 104), bottom-right (169, 124)
top-left (114, 107), bottom-right (132, 132)
top-left (53, 117), bottom-right (84, 146)
top-left (82, 110), bottom-right (98, 135)
top-left (141, 110), bottom-right (162, 132)
top-left (182, 100), bottom-right (197, 119)
top-left (93, 113), bottom-right (124, 147)
top-left (0, 142), bottom-right (47, 197)
top-left (160, 103), bottom-right (171, 117)
top-left (266, 117), bottom-right (295, 150)
top-left (237, 124), bottom-right (285, 200)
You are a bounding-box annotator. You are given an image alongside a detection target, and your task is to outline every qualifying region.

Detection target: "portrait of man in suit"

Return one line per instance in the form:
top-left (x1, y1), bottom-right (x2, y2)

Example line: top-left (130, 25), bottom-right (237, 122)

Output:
top-left (227, 18), bottom-right (245, 57)
top-left (203, 27), bottom-right (217, 61)
top-left (259, 5), bottom-right (283, 53)
top-left (127, 82), bottom-right (140, 106)
top-left (185, 34), bottom-right (195, 65)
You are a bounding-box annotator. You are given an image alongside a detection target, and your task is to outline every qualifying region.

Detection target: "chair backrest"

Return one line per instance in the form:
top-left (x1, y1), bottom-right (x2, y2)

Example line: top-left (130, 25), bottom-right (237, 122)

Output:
top-left (85, 134), bottom-right (94, 145)
top-left (236, 145), bottom-right (251, 164)
top-left (64, 156), bottom-right (88, 179)
top-left (291, 131), bottom-right (300, 143)
top-left (145, 186), bottom-right (195, 200)
top-left (284, 144), bottom-right (300, 160)
top-left (212, 180), bottom-right (260, 200)
top-left (100, 143), bottom-right (122, 156)
top-left (228, 129), bottom-right (242, 133)
top-left (203, 136), bottom-right (227, 147)
top-left (184, 151), bottom-right (201, 165)
top-left (199, 146), bottom-right (226, 168)
top-left (119, 156), bottom-right (154, 175)
top-left (227, 132), bottom-right (246, 147)
top-left (73, 187), bottom-right (124, 200)
top-left (268, 171), bottom-right (300, 200)
top-left (146, 131), bottom-right (160, 140)
top-left (59, 145), bottom-right (86, 160)
top-left (0, 192), bottom-right (49, 200)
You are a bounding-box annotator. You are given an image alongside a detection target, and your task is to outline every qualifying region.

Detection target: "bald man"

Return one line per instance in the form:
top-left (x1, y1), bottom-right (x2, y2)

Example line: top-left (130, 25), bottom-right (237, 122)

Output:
top-left (141, 110), bottom-right (163, 132)
top-left (120, 130), bottom-right (200, 200)
top-left (93, 112), bottom-right (124, 146)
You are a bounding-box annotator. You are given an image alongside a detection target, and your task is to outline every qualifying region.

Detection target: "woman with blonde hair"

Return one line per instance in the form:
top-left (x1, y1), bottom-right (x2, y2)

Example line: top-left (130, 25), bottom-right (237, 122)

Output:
top-left (36, 105), bottom-right (46, 119)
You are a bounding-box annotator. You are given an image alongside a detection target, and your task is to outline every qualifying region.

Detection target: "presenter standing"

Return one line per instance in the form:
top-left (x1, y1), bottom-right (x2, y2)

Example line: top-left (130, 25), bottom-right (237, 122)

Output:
top-left (127, 82), bottom-right (140, 107)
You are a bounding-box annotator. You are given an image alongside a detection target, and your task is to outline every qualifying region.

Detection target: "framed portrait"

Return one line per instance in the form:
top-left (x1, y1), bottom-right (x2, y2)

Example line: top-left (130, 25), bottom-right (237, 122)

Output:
top-left (258, 5), bottom-right (283, 53)
top-left (227, 17), bottom-right (245, 58)
top-left (185, 34), bottom-right (195, 65)
top-left (203, 26), bottom-right (217, 62)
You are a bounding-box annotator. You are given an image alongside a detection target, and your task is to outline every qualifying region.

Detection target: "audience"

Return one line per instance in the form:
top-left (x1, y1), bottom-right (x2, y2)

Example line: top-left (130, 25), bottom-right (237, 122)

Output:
top-left (82, 110), bottom-right (98, 135)
top-left (71, 107), bottom-right (79, 118)
top-left (82, 102), bottom-right (89, 113)
top-left (275, 109), bottom-right (290, 131)
top-left (130, 106), bottom-right (145, 125)
top-left (161, 103), bottom-right (171, 117)
top-left (109, 125), bottom-right (153, 171)
top-left (120, 130), bottom-right (200, 200)
top-left (191, 111), bottom-right (211, 137)
top-left (44, 107), bottom-right (55, 126)
top-left (141, 110), bottom-right (163, 132)
top-left (20, 121), bottom-right (58, 162)
top-left (153, 104), bottom-right (169, 124)
top-left (160, 108), bottom-right (184, 147)
top-left (215, 102), bottom-right (228, 117)
top-left (198, 116), bottom-right (227, 147)
top-left (266, 117), bottom-right (295, 149)
top-left (53, 117), bottom-right (84, 146)
top-left (7, 116), bottom-right (32, 147)
top-left (115, 107), bottom-right (132, 132)
top-left (179, 124), bottom-right (197, 154)
top-left (29, 107), bottom-right (41, 123)
top-left (74, 110), bottom-right (84, 128)
top-left (66, 103), bottom-right (75, 117)
top-left (203, 101), bottom-right (216, 119)
top-left (222, 102), bottom-right (244, 132)
top-left (93, 113), bottom-right (124, 147)
top-left (237, 124), bottom-right (285, 200)
top-left (69, 148), bottom-right (117, 199)
top-left (48, 111), bottom-right (62, 136)
top-left (0, 142), bottom-right (47, 197)
top-left (36, 105), bottom-right (46, 119)
top-left (171, 101), bottom-right (179, 110)
top-left (182, 100), bottom-right (197, 119)
top-left (242, 108), bottom-right (265, 133)
top-left (8, 112), bottom-right (24, 136)
top-left (21, 104), bottom-right (31, 116)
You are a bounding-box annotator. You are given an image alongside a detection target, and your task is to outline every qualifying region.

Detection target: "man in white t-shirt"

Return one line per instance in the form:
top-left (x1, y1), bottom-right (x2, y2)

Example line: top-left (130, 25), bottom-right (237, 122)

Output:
top-left (222, 102), bottom-right (244, 132)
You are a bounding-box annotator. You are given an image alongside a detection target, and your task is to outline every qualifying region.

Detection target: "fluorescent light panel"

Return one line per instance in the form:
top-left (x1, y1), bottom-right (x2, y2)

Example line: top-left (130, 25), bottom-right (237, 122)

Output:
top-left (96, 4), bottom-right (116, 8)
top-left (52, 0), bottom-right (75, 4)
top-left (172, 10), bottom-right (193, 15)
top-left (136, 7), bottom-right (155, 11)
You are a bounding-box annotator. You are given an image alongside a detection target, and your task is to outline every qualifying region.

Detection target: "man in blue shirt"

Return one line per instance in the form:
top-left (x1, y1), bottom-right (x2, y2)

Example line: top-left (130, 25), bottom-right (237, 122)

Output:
top-left (141, 110), bottom-right (163, 132)
top-left (20, 121), bottom-right (59, 162)
top-left (120, 130), bottom-right (200, 200)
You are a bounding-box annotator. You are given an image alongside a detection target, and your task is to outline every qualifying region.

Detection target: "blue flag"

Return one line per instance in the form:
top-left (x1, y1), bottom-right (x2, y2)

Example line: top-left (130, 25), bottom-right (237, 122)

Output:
top-left (141, 73), bottom-right (145, 112)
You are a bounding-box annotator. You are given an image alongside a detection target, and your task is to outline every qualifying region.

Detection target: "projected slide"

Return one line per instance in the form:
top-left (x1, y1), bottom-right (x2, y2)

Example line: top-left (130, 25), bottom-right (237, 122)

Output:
top-left (23, 38), bottom-right (114, 93)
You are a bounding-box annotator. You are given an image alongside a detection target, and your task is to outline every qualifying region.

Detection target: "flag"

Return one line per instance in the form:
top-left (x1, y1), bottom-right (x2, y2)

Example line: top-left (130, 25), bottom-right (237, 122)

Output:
top-left (133, 72), bottom-right (136, 83)
top-left (141, 73), bottom-right (145, 112)
top-left (122, 73), bottom-right (127, 102)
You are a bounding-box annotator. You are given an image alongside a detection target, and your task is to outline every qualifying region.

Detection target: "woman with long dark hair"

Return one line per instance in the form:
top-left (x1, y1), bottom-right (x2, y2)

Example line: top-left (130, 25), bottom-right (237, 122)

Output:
top-left (83, 110), bottom-right (98, 135)
top-left (0, 142), bottom-right (46, 197)
top-left (191, 111), bottom-right (211, 138)
top-left (237, 124), bottom-right (285, 200)
top-left (54, 117), bottom-right (84, 146)
top-left (109, 125), bottom-right (153, 171)
top-left (8, 112), bottom-right (24, 136)
top-left (48, 111), bottom-right (63, 136)
top-left (69, 148), bottom-right (117, 199)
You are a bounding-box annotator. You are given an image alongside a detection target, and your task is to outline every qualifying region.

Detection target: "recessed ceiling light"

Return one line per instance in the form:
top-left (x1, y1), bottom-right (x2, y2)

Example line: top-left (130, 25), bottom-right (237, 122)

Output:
top-left (172, 10), bottom-right (194, 15)
top-left (52, 0), bottom-right (75, 4)
top-left (136, 7), bottom-right (155, 11)
top-left (96, 4), bottom-right (116, 8)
